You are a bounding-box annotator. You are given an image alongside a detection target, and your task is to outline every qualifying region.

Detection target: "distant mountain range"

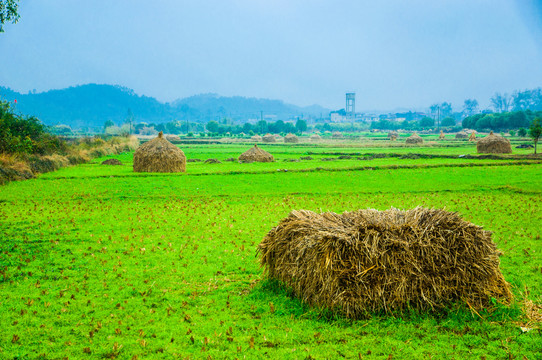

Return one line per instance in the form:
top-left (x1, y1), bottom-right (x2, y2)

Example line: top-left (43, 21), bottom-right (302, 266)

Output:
top-left (0, 84), bottom-right (330, 129)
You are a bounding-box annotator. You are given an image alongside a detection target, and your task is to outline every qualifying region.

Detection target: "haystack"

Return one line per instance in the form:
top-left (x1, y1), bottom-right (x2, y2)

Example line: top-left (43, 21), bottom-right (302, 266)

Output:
top-left (438, 131), bottom-right (445, 140)
top-left (166, 134), bottom-right (181, 142)
top-left (310, 134), bottom-right (322, 142)
top-left (262, 134), bottom-right (276, 143)
top-left (387, 131), bottom-right (398, 139)
top-left (477, 131), bottom-right (512, 154)
top-left (238, 145), bottom-right (274, 162)
top-left (455, 131), bottom-right (468, 139)
top-left (258, 207), bottom-right (512, 318)
top-left (405, 133), bottom-right (423, 144)
top-left (284, 133), bottom-right (299, 143)
top-left (101, 159), bottom-right (123, 166)
top-left (469, 131), bottom-right (477, 142)
top-left (133, 131), bottom-right (186, 173)
top-left (332, 131), bottom-right (343, 139)
top-left (251, 135), bottom-right (263, 142)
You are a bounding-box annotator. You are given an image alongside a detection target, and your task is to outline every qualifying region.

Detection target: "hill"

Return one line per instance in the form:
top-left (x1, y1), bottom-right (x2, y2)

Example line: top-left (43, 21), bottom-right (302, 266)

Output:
top-left (0, 84), bottom-right (330, 129)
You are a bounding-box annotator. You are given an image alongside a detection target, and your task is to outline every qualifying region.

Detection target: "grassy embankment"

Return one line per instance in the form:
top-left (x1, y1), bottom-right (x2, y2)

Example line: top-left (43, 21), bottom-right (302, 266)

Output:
top-left (0, 142), bottom-right (541, 359)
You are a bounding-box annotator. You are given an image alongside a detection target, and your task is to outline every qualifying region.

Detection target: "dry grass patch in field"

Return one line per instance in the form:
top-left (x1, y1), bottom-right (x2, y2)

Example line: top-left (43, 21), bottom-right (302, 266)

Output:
top-left (406, 133), bottom-right (423, 144)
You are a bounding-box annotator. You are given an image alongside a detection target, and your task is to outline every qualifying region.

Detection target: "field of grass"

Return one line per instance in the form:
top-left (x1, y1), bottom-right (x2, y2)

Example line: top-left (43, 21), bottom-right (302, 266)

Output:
top-left (1, 141), bottom-right (541, 359)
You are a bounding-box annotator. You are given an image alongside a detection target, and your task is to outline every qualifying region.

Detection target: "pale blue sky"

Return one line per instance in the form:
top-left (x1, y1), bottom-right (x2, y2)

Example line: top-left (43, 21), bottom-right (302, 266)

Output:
top-left (1, 0), bottom-right (541, 110)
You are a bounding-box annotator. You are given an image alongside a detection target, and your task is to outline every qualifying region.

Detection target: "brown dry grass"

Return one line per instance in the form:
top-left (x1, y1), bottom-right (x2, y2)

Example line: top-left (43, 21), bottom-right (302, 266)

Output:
top-left (238, 145), bottom-right (274, 163)
top-left (477, 132), bottom-right (512, 154)
top-left (406, 133), bottom-right (423, 144)
top-left (133, 132), bottom-right (186, 173)
top-left (259, 207), bottom-right (512, 318)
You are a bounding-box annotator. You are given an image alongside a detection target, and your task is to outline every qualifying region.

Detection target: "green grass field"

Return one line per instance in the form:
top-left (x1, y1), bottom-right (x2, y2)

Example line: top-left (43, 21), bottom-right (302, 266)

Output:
top-left (1, 141), bottom-right (541, 359)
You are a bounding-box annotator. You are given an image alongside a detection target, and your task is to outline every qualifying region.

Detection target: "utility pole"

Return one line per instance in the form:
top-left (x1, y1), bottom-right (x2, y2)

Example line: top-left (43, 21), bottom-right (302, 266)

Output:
top-left (437, 105), bottom-right (440, 132)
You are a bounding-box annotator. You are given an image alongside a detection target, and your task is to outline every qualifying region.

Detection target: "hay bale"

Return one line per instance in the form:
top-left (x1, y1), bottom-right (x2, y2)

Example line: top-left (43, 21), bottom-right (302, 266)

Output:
top-left (238, 144), bottom-right (274, 163)
top-left (477, 131), bottom-right (512, 154)
top-left (310, 134), bottom-right (322, 142)
top-left (438, 131), bottom-right (445, 140)
top-left (262, 134), bottom-right (276, 143)
top-left (455, 131), bottom-right (469, 139)
top-left (133, 131), bottom-right (186, 173)
top-left (469, 132), bottom-right (477, 142)
top-left (259, 207), bottom-right (512, 317)
top-left (332, 131), bottom-right (343, 139)
top-left (251, 135), bottom-right (263, 142)
top-left (405, 133), bottom-right (423, 144)
top-left (387, 131), bottom-right (398, 139)
top-left (204, 158), bottom-right (222, 164)
top-left (166, 134), bottom-right (181, 142)
top-left (101, 159), bottom-right (123, 166)
top-left (284, 133), bottom-right (299, 143)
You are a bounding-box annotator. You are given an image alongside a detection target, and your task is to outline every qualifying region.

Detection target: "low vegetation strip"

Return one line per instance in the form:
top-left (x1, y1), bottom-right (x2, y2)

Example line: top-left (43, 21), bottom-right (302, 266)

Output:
top-left (0, 136), bottom-right (139, 184)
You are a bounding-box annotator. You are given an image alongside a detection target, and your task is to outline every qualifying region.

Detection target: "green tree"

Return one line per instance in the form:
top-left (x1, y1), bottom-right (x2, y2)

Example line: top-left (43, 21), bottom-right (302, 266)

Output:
top-left (206, 120), bottom-right (219, 133)
top-left (103, 120), bottom-right (115, 132)
top-left (529, 118), bottom-right (542, 154)
top-left (463, 99), bottom-right (479, 117)
top-left (419, 117), bottom-right (435, 128)
top-left (0, 0), bottom-right (19, 32)
top-left (518, 128), bottom-right (527, 137)
top-left (440, 117), bottom-right (455, 127)
top-left (295, 119), bottom-right (307, 133)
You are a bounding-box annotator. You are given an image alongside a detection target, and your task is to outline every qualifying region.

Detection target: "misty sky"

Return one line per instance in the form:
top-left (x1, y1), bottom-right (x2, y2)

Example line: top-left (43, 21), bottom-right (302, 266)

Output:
top-left (1, 0), bottom-right (541, 111)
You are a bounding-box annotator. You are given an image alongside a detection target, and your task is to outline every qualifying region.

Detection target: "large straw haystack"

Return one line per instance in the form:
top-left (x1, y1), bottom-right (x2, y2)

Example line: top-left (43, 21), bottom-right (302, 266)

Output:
top-left (438, 131), bottom-right (445, 140)
top-left (259, 208), bottom-right (512, 318)
top-left (262, 134), bottom-right (276, 143)
top-left (477, 131), bottom-right (512, 154)
top-left (133, 131), bottom-right (186, 173)
top-left (284, 133), bottom-right (299, 143)
top-left (387, 131), bottom-right (398, 139)
top-left (469, 132), bottom-right (477, 142)
top-left (238, 144), bottom-right (274, 162)
top-left (310, 134), bottom-right (322, 142)
top-left (455, 131), bottom-right (468, 139)
top-left (332, 131), bottom-right (343, 139)
top-left (251, 135), bottom-right (263, 142)
top-left (405, 133), bottom-right (423, 144)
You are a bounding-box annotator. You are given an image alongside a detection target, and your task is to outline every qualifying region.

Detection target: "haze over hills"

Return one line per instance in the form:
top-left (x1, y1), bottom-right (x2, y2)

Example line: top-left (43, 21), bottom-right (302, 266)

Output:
top-left (0, 84), bottom-right (331, 129)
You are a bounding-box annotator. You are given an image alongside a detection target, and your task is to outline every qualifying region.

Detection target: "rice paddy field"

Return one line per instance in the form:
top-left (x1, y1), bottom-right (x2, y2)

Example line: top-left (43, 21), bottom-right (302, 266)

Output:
top-left (1, 139), bottom-right (541, 359)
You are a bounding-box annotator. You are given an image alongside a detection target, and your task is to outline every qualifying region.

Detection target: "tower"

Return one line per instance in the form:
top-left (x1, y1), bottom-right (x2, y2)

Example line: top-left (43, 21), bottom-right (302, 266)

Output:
top-left (346, 92), bottom-right (355, 122)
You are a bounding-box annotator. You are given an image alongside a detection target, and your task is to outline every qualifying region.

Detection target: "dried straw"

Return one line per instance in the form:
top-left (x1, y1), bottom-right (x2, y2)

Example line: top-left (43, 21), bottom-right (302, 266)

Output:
top-left (310, 134), bottom-right (322, 142)
top-left (332, 131), bottom-right (343, 139)
top-left (284, 133), bottom-right (299, 143)
top-left (438, 131), bottom-right (445, 140)
top-left (262, 134), bottom-right (276, 143)
top-left (133, 131), bottom-right (186, 173)
top-left (238, 144), bottom-right (274, 162)
top-left (477, 131), bottom-right (512, 154)
top-left (406, 133), bottom-right (423, 144)
top-left (259, 207), bottom-right (511, 318)
top-left (455, 131), bottom-right (468, 139)
top-left (251, 135), bottom-right (263, 142)
top-left (469, 132), bottom-right (477, 142)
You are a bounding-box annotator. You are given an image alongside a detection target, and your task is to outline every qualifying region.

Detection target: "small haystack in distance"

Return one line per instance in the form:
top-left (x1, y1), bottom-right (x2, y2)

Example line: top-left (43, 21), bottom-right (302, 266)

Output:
top-left (332, 131), bottom-right (343, 139)
top-left (310, 134), bottom-right (322, 142)
top-left (284, 133), bottom-right (299, 143)
top-left (166, 134), bottom-right (181, 142)
top-left (258, 207), bottom-right (512, 318)
top-left (251, 135), bottom-right (263, 142)
top-left (262, 134), bottom-right (276, 143)
top-left (469, 131), bottom-right (477, 142)
top-left (238, 144), bottom-right (274, 162)
top-left (477, 131), bottom-right (512, 154)
top-left (101, 158), bottom-right (123, 165)
top-left (438, 131), bottom-right (445, 140)
top-left (405, 133), bottom-right (423, 144)
top-left (387, 131), bottom-right (398, 139)
top-left (455, 131), bottom-right (469, 139)
top-left (133, 131), bottom-right (186, 173)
